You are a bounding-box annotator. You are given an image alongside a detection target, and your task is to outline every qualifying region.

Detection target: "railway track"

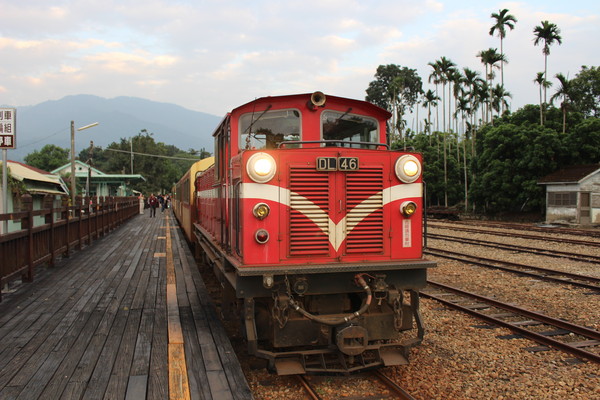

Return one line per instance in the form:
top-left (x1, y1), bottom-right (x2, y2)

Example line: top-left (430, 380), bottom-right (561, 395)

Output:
top-left (428, 223), bottom-right (600, 248)
top-left (433, 220), bottom-right (600, 239)
top-left (295, 370), bottom-right (416, 400)
top-left (425, 247), bottom-right (600, 292)
top-left (428, 233), bottom-right (600, 263)
top-left (422, 280), bottom-right (600, 364)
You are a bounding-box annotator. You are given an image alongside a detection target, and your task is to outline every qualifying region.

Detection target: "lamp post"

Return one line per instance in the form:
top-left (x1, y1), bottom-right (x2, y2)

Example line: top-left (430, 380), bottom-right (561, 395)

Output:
top-left (71, 121), bottom-right (99, 206)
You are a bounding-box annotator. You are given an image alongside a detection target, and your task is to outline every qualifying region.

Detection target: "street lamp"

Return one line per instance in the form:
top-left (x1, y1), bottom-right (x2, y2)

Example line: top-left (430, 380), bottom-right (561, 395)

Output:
top-left (71, 121), bottom-right (99, 205)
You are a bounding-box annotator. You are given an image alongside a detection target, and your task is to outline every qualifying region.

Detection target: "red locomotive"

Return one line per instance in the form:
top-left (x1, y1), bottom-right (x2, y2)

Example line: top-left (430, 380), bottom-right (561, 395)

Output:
top-left (174, 92), bottom-right (436, 374)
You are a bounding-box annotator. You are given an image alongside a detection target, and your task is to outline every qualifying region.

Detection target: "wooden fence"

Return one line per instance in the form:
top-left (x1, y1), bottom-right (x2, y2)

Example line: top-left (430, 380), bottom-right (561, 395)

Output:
top-left (0, 194), bottom-right (140, 302)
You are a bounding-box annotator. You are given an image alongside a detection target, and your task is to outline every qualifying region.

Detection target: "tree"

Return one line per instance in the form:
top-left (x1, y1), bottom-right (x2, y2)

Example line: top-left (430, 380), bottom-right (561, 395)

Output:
top-left (24, 144), bottom-right (69, 172)
top-left (477, 48), bottom-right (506, 123)
top-left (533, 72), bottom-right (552, 125)
top-left (533, 21), bottom-right (562, 105)
top-left (491, 84), bottom-right (512, 118)
top-left (550, 73), bottom-right (576, 133)
top-left (366, 64), bottom-right (423, 144)
top-left (462, 67), bottom-right (484, 155)
top-left (98, 130), bottom-right (197, 194)
top-left (564, 117), bottom-right (600, 163)
top-left (489, 9), bottom-right (517, 95)
top-left (570, 65), bottom-right (600, 117)
top-left (471, 123), bottom-right (562, 214)
top-left (422, 89), bottom-right (440, 137)
top-left (428, 57), bottom-right (457, 207)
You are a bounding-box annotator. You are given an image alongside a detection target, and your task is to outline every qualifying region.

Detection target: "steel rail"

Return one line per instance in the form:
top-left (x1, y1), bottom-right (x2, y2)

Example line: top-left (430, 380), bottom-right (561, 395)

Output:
top-left (428, 223), bottom-right (600, 247)
top-left (295, 375), bottom-right (322, 400)
top-left (425, 248), bottom-right (600, 291)
top-left (371, 370), bottom-right (417, 400)
top-left (432, 220), bottom-right (600, 239)
top-left (423, 280), bottom-right (600, 364)
top-left (428, 233), bottom-right (600, 263)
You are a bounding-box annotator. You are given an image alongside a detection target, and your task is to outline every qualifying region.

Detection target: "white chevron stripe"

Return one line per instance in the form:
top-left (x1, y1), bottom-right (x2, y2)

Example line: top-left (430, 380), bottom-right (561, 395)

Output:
top-left (240, 182), bottom-right (422, 251)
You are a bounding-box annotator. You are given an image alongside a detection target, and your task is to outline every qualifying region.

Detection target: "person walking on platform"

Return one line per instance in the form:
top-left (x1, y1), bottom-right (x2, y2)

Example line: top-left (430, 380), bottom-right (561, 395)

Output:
top-left (158, 194), bottom-right (165, 212)
top-left (148, 194), bottom-right (158, 217)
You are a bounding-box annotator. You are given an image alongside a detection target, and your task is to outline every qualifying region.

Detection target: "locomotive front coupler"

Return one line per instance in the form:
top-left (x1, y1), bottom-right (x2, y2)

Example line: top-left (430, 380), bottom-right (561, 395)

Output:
top-left (287, 273), bottom-right (373, 327)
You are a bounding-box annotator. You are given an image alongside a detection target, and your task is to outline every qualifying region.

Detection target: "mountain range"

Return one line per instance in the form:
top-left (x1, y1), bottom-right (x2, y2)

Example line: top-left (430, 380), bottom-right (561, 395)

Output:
top-left (4, 95), bottom-right (222, 162)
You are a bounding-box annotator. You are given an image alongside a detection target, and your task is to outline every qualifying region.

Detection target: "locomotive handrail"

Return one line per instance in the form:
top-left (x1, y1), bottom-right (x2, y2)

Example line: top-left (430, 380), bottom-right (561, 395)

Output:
top-left (277, 140), bottom-right (389, 149)
top-left (288, 274), bottom-right (373, 326)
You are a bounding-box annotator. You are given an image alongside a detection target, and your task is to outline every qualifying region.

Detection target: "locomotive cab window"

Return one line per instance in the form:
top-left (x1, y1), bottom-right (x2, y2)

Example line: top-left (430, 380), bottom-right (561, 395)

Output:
top-left (240, 109), bottom-right (301, 150)
top-left (321, 111), bottom-right (379, 148)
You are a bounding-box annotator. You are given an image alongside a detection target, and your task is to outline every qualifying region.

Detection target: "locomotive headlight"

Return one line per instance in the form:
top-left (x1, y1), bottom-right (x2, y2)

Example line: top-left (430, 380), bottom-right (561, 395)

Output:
top-left (395, 155), bottom-right (421, 183)
top-left (247, 152), bottom-right (277, 183)
top-left (253, 203), bottom-right (270, 220)
top-left (401, 201), bottom-right (418, 217)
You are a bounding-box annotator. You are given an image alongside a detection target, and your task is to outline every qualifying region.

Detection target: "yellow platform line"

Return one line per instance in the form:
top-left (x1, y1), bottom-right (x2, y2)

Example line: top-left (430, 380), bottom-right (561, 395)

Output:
top-left (164, 215), bottom-right (191, 400)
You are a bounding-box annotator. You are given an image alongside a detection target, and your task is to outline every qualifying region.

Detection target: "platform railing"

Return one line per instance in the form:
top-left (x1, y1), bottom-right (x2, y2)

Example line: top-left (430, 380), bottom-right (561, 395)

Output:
top-left (0, 194), bottom-right (139, 302)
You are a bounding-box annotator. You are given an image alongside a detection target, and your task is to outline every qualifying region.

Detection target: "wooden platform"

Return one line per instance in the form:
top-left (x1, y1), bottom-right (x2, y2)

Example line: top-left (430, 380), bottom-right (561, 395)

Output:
top-left (0, 210), bottom-right (253, 400)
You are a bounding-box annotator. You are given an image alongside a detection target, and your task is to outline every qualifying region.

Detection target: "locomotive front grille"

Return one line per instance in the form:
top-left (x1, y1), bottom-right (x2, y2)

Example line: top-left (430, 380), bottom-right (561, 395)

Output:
top-left (345, 166), bottom-right (384, 253)
top-left (289, 167), bottom-right (330, 255)
top-left (288, 164), bottom-right (385, 256)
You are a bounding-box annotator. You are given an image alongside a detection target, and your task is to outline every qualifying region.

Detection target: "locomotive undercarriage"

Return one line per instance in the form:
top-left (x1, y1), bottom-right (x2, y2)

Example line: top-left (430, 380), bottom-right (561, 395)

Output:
top-left (195, 229), bottom-right (433, 374)
top-left (245, 287), bottom-right (424, 375)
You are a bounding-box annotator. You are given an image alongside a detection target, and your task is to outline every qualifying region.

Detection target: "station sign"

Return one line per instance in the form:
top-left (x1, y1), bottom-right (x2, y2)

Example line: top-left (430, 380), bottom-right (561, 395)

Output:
top-left (0, 108), bottom-right (16, 149)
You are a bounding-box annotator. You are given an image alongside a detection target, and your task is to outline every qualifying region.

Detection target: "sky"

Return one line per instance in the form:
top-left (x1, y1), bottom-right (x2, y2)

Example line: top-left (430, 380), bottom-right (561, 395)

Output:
top-left (1, 0), bottom-right (599, 120)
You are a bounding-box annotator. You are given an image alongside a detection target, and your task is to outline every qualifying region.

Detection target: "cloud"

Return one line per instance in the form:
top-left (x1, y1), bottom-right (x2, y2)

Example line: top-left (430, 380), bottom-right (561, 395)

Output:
top-left (0, 0), bottom-right (598, 117)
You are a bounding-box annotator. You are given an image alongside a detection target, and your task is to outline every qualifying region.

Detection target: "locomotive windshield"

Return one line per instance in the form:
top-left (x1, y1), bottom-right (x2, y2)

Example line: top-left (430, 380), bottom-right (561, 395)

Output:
top-left (321, 110), bottom-right (379, 148)
top-left (240, 109), bottom-right (301, 150)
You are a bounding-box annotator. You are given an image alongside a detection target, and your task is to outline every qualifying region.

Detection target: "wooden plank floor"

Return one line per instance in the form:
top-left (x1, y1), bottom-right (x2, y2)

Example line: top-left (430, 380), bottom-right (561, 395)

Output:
top-left (0, 210), bottom-right (253, 400)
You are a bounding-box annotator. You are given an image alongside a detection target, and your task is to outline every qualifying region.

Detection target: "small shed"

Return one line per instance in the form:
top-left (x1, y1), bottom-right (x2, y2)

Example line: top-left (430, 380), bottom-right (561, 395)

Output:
top-left (538, 164), bottom-right (600, 226)
top-left (0, 160), bottom-right (69, 233)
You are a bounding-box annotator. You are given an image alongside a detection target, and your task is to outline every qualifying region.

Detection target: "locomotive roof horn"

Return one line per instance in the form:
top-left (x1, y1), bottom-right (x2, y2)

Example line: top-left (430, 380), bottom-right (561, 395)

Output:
top-left (307, 91), bottom-right (326, 110)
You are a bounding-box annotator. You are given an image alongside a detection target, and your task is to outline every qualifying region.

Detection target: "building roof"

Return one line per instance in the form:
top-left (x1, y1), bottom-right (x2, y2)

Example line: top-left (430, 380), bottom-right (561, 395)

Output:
top-left (538, 164), bottom-right (600, 184)
top-left (51, 161), bottom-right (145, 182)
top-left (2, 160), bottom-right (69, 195)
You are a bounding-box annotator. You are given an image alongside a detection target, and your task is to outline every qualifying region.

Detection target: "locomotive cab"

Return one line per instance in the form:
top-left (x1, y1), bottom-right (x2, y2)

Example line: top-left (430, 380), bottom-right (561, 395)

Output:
top-left (194, 92), bottom-right (436, 374)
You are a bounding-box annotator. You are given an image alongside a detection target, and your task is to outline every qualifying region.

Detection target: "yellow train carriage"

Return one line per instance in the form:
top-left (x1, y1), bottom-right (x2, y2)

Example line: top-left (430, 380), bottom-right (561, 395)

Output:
top-left (173, 157), bottom-right (214, 243)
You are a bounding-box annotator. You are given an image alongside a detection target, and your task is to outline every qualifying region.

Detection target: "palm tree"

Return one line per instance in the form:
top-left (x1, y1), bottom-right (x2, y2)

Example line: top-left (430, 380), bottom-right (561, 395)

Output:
top-left (427, 61), bottom-right (442, 132)
top-left (533, 72), bottom-right (552, 125)
top-left (422, 89), bottom-right (440, 137)
top-left (491, 84), bottom-right (512, 118)
top-left (533, 21), bottom-right (562, 105)
top-left (449, 68), bottom-right (463, 134)
top-left (489, 9), bottom-right (517, 93)
top-left (430, 56), bottom-right (456, 207)
top-left (550, 73), bottom-right (575, 134)
top-left (455, 95), bottom-right (471, 211)
top-left (477, 48), bottom-right (506, 123)
top-left (462, 67), bottom-right (484, 157)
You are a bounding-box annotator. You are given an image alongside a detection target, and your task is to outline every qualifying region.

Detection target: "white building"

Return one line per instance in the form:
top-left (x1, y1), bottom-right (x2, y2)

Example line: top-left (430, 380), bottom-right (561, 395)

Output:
top-left (538, 164), bottom-right (600, 226)
top-left (52, 161), bottom-right (145, 197)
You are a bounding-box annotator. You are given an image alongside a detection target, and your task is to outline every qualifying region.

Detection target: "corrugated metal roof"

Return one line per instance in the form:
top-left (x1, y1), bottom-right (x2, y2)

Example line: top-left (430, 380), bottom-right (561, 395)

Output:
top-left (538, 164), bottom-right (600, 184)
top-left (5, 161), bottom-right (59, 184)
top-left (3, 161), bottom-right (68, 195)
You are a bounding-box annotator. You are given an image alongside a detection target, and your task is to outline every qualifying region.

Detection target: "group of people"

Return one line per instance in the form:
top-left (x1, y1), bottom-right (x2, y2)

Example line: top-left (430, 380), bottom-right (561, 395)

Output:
top-left (147, 193), bottom-right (171, 217)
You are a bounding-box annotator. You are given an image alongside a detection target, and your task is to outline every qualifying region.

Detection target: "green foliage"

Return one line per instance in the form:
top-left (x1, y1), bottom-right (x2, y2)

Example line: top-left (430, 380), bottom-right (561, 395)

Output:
top-left (24, 144), bottom-right (69, 172)
top-left (471, 123), bottom-right (562, 213)
top-left (366, 64), bottom-right (423, 138)
top-left (75, 129), bottom-right (207, 195)
top-left (1, 164), bottom-right (28, 195)
top-left (563, 118), bottom-right (600, 163)
top-left (570, 66), bottom-right (600, 117)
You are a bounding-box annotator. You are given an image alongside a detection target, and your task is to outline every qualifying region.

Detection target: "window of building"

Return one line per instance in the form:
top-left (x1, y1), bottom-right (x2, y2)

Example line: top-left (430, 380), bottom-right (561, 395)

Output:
top-left (548, 191), bottom-right (577, 207)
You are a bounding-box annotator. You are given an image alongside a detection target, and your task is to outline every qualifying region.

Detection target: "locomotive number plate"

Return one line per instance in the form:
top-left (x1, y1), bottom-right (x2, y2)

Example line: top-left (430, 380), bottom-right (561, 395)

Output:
top-left (316, 157), bottom-right (359, 171)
